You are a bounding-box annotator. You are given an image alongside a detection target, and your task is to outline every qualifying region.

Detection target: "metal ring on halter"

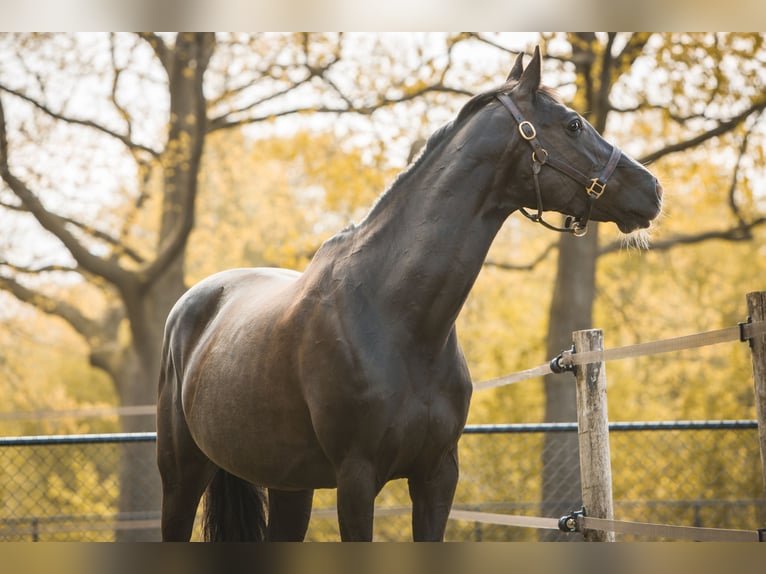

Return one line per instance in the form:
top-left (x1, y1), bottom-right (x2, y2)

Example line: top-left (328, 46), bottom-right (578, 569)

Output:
top-left (564, 215), bottom-right (588, 237)
top-left (518, 121), bottom-right (536, 140)
top-left (532, 148), bottom-right (549, 165)
top-left (571, 222), bottom-right (588, 237)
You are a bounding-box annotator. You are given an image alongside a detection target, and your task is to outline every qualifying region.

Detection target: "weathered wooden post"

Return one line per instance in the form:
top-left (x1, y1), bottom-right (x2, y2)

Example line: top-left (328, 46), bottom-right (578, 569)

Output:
top-left (572, 328), bottom-right (615, 542)
top-left (746, 291), bottom-right (766, 523)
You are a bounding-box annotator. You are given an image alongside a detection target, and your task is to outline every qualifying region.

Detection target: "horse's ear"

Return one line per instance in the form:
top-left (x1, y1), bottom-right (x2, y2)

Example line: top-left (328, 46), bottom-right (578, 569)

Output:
top-left (506, 52), bottom-right (525, 82)
top-left (517, 45), bottom-right (542, 95)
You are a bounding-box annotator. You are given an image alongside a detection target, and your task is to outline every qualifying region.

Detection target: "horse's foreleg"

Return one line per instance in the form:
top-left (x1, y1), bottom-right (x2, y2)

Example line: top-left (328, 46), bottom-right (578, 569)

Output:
top-left (408, 447), bottom-right (460, 541)
top-left (266, 488), bottom-right (314, 541)
top-left (335, 459), bottom-right (378, 541)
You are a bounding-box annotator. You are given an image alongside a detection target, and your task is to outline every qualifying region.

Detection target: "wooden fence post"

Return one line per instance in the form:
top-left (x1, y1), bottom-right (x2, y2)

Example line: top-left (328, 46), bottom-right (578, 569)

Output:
top-left (572, 328), bottom-right (615, 542)
top-left (746, 291), bottom-right (766, 522)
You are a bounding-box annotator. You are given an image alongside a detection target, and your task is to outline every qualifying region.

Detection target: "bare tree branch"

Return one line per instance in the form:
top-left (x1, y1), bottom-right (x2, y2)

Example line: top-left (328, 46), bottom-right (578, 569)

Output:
top-left (599, 218), bottom-right (766, 256)
top-left (108, 33), bottom-right (135, 146)
top-left (207, 76), bottom-right (316, 131)
top-left (0, 84), bottom-right (160, 158)
top-left (0, 96), bottom-right (137, 288)
top-left (486, 216), bottom-right (766, 270)
top-left (613, 33), bottom-right (653, 72)
top-left (484, 241), bottom-right (559, 271)
top-left (0, 272), bottom-right (100, 340)
top-left (727, 111), bottom-right (763, 226)
top-left (1, 260), bottom-right (78, 275)
top-left (136, 32), bottom-right (169, 72)
top-left (639, 97), bottom-right (766, 164)
top-left (208, 82), bottom-right (471, 133)
top-left (592, 33), bottom-right (618, 126)
top-left (470, 33), bottom-right (520, 55)
top-left (0, 199), bottom-right (146, 264)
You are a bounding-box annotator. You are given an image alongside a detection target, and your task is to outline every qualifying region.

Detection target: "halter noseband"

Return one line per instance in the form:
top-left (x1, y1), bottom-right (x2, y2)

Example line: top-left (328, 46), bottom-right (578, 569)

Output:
top-left (496, 93), bottom-right (622, 237)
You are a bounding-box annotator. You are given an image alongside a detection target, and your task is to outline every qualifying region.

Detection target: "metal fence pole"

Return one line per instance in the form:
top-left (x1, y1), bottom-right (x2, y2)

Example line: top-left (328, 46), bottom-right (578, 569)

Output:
top-left (746, 291), bottom-right (766, 525)
top-left (572, 328), bottom-right (615, 542)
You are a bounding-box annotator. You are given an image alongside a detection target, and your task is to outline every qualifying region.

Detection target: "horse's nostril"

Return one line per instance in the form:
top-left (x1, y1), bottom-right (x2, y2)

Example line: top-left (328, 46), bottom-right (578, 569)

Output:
top-left (655, 180), bottom-right (664, 200)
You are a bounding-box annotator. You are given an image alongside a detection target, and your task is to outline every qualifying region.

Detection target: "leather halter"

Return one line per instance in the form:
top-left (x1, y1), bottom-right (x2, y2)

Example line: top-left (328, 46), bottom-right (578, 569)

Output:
top-left (496, 93), bottom-right (622, 237)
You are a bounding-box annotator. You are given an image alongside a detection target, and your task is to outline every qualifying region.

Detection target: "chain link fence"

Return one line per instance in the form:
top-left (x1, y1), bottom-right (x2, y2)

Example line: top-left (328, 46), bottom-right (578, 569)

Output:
top-left (1, 423), bottom-right (763, 541)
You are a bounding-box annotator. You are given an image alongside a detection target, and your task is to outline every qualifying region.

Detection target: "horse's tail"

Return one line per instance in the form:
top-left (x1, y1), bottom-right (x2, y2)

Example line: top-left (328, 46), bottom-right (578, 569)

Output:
top-left (202, 468), bottom-right (268, 541)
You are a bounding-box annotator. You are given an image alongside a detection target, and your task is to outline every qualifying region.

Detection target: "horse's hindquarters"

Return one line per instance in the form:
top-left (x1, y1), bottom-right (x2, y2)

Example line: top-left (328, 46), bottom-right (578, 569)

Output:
top-left (170, 267), bottom-right (336, 490)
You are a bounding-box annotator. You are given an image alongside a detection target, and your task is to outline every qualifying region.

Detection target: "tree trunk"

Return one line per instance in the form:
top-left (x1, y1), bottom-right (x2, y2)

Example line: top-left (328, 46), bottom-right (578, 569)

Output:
top-left (539, 226), bottom-right (599, 540)
top-left (115, 351), bottom-right (162, 541)
top-left (106, 34), bottom-right (213, 541)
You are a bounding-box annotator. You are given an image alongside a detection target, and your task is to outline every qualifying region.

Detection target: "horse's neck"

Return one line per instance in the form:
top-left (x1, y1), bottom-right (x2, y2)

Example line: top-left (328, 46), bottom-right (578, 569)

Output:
top-left (346, 130), bottom-right (516, 343)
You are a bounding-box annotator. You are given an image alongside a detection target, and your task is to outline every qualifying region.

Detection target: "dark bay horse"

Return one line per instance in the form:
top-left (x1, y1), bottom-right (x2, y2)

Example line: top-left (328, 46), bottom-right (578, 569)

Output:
top-left (157, 47), bottom-right (663, 541)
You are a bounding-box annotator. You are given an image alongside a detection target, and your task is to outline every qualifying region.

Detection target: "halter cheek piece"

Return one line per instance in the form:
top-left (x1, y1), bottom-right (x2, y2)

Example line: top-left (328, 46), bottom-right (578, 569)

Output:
top-left (496, 93), bottom-right (622, 237)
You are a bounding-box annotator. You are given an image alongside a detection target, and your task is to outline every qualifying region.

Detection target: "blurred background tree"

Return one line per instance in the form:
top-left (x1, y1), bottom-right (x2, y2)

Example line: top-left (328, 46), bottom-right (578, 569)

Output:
top-left (0, 32), bottom-right (494, 540)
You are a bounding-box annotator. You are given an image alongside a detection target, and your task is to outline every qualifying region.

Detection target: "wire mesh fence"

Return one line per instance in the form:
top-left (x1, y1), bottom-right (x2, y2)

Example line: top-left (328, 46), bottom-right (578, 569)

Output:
top-left (0, 423), bottom-right (763, 541)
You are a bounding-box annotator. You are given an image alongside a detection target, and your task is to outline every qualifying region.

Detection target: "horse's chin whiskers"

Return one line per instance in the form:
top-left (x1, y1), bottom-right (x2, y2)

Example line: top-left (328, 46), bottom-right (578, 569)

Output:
top-left (620, 227), bottom-right (651, 251)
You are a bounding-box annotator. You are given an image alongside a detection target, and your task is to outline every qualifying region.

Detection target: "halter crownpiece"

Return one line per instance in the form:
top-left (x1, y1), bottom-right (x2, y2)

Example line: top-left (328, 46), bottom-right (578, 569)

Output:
top-left (495, 93), bottom-right (621, 237)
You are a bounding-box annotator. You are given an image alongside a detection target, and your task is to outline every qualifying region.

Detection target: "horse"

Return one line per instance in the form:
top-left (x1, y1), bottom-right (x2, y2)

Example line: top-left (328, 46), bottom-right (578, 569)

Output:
top-left (156, 46), bottom-right (663, 542)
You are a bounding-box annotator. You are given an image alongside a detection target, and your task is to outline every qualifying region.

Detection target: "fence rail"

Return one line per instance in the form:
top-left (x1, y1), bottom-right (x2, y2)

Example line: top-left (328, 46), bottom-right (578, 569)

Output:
top-left (2, 421), bottom-right (758, 446)
top-left (464, 420), bottom-right (759, 433)
top-left (0, 432), bottom-right (157, 447)
top-left (1, 423), bottom-right (762, 541)
top-left (473, 314), bottom-right (766, 391)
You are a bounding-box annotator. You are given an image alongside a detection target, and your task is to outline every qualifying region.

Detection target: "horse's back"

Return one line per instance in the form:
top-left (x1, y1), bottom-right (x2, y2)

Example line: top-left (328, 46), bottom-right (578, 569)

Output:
top-left (164, 267), bottom-right (301, 371)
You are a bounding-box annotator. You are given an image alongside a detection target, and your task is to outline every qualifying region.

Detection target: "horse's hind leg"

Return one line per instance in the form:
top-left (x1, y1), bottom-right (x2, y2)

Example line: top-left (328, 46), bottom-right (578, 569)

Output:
top-left (157, 383), bottom-right (217, 541)
top-left (266, 488), bottom-right (314, 541)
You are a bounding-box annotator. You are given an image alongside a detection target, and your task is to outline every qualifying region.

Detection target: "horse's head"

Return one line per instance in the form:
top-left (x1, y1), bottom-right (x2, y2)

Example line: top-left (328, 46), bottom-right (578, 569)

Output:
top-left (493, 46), bottom-right (663, 236)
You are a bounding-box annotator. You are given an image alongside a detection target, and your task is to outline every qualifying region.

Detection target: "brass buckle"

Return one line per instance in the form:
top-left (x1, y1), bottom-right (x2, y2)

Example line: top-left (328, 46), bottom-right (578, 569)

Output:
top-left (585, 178), bottom-right (606, 199)
top-left (518, 121), bottom-right (536, 141)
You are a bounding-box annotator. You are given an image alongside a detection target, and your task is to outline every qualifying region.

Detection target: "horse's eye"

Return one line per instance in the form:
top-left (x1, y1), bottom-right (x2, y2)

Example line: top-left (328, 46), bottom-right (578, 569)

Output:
top-left (567, 118), bottom-right (583, 133)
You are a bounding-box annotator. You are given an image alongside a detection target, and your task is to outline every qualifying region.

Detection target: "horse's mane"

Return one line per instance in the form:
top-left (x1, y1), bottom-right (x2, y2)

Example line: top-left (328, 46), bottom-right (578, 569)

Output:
top-left (358, 81), bottom-right (560, 225)
top-left (392, 82), bottom-right (561, 185)
top-left (454, 81), bottom-right (561, 124)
